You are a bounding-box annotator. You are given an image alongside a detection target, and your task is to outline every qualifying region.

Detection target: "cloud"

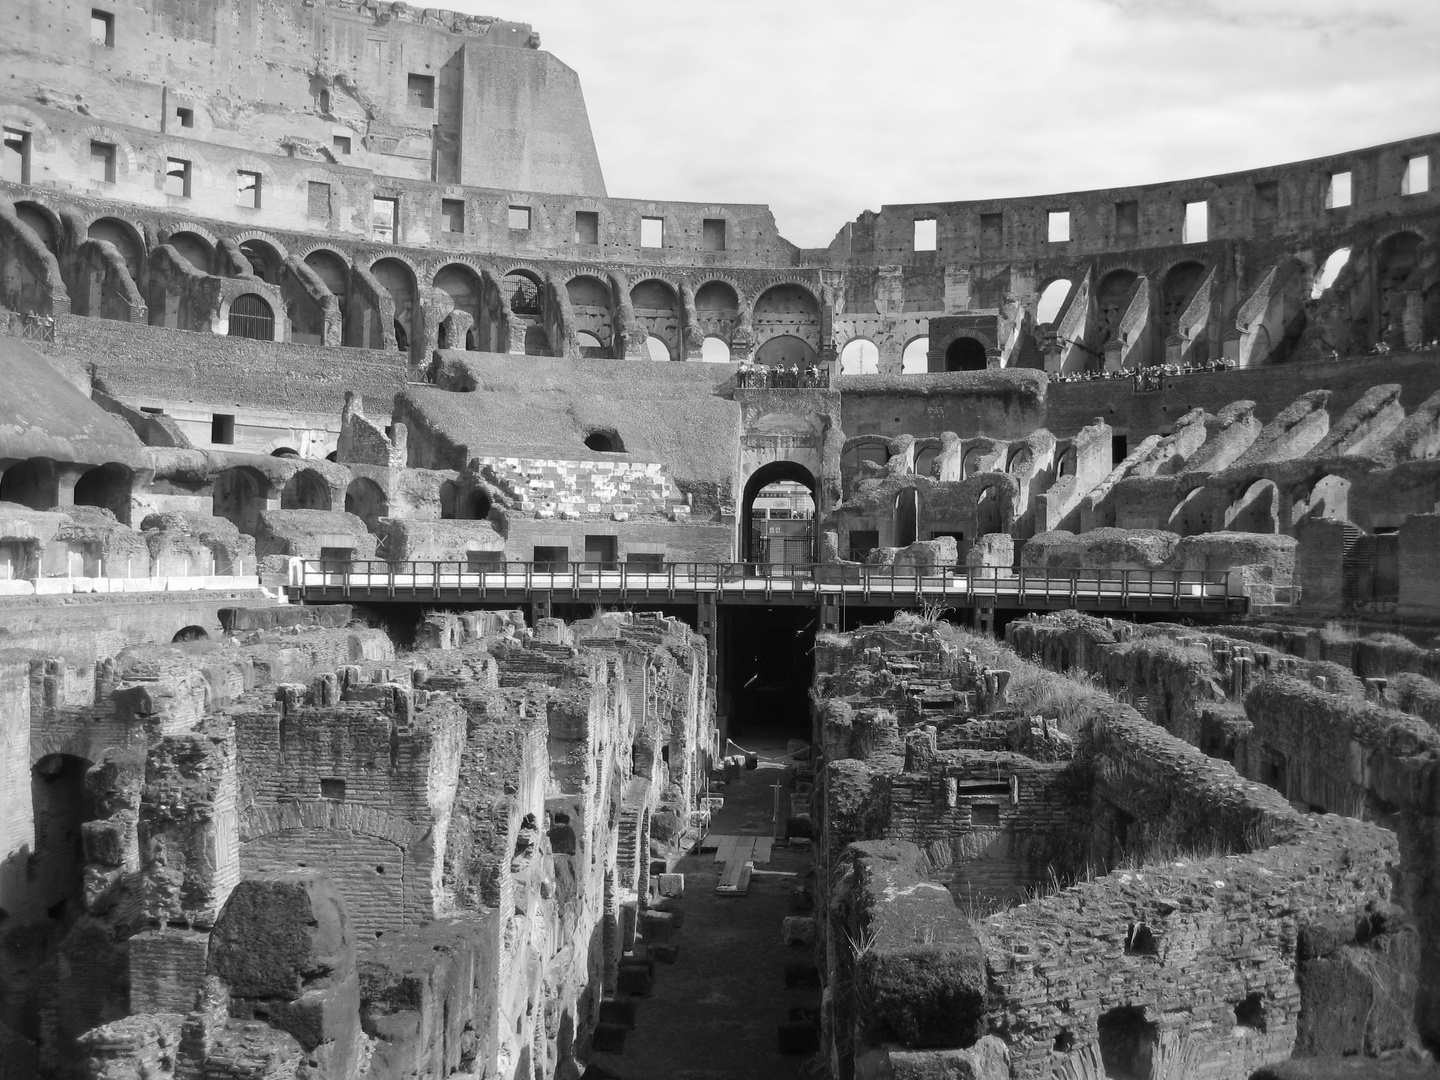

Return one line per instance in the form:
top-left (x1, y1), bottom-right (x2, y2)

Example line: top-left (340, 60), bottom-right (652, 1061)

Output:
top-left (446, 0), bottom-right (1440, 246)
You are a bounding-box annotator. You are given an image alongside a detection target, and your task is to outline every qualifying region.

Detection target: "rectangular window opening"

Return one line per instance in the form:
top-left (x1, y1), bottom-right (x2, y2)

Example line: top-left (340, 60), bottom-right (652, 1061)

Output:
top-left (319, 778), bottom-right (346, 801)
top-left (583, 535), bottom-right (618, 571)
top-left (1115, 200), bottom-right (1138, 239)
top-left (333, 134), bottom-right (352, 155)
top-left (90, 9), bottom-right (114, 46)
top-left (640, 216), bottom-right (664, 248)
top-left (210, 414), bottom-right (235, 445)
top-left (372, 196), bottom-right (398, 242)
top-left (703, 217), bottom-right (727, 252)
top-left (508, 205), bottom-right (531, 230)
top-left (1046, 210), bottom-right (1071, 243)
top-left (90, 140), bottom-right (116, 184)
top-left (575, 210), bottom-right (599, 245)
top-left (175, 107), bottom-right (193, 129)
top-left (913, 217), bottom-right (937, 251)
top-left (533, 545), bottom-right (568, 572)
top-left (1402, 154), bottom-right (1430, 196)
top-left (979, 212), bottom-right (1002, 250)
top-left (406, 73), bottom-right (435, 109)
top-left (236, 170), bottom-right (261, 209)
top-left (3, 128), bottom-right (30, 185)
top-left (1253, 181), bottom-right (1278, 223)
top-left (1182, 200), bottom-right (1208, 243)
top-left (307, 181), bottom-right (331, 220)
top-left (627, 552), bottom-right (665, 568)
top-left (442, 198), bottom-right (465, 234)
top-left (164, 157), bottom-right (191, 198)
top-left (1326, 171), bottom-right (1352, 209)
top-left (971, 803), bottom-right (1001, 826)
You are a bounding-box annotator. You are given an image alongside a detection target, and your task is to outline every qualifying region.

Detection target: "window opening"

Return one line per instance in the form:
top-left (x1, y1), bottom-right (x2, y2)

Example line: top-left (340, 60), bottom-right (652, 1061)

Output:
top-left (575, 210), bottom-right (599, 245)
top-left (1046, 210), bottom-right (1070, 243)
top-left (703, 217), bottom-right (727, 251)
top-left (913, 217), bottom-right (937, 251)
top-left (2, 128), bottom-right (29, 185)
top-left (90, 141), bottom-right (116, 183)
top-left (333, 134), bottom-right (351, 155)
top-left (307, 181), bottom-right (331, 220)
top-left (1254, 181), bottom-right (1278, 223)
top-left (979, 212), bottom-right (1002, 250)
top-left (175, 107), bottom-right (193, 128)
top-left (91, 9), bottom-right (114, 46)
top-left (508, 205), bottom-right (531, 230)
top-left (236, 170), bottom-right (260, 208)
top-left (1115, 200), bottom-right (1139, 239)
top-left (441, 199), bottom-right (465, 233)
top-left (1182, 200), bottom-right (1208, 243)
top-left (319, 778), bottom-right (346, 801)
top-left (1326, 171), bottom-right (1352, 209)
top-left (228, 295), bottom-right (274, 340)
top-left (406, 73), bottom-right (435, 108)
top-left (211, 414), bottom-right (235, 445)
top-left (1403, 154), bottom-right (1430, 196)
top-left (164, 157), bottom-right (191, 198)
top-left (372, 196), bottom-right (398, 242)
top-left (640, 216), bottom-right (663, 248)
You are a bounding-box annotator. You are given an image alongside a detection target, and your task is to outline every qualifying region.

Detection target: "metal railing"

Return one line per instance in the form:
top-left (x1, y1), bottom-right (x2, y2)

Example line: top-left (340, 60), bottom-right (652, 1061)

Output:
top-left (289, 559), bottom-right (1243, 608)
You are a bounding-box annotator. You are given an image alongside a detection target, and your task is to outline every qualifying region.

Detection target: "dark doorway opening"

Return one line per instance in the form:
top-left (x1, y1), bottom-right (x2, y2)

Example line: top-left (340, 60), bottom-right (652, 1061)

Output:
top-left (721, 605), bottom-right (814, 743)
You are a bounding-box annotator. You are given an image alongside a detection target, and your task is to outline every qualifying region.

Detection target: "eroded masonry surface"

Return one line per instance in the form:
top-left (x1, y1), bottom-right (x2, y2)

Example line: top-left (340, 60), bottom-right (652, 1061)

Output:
top-left (1, 2), bottom-right (1440, 1078)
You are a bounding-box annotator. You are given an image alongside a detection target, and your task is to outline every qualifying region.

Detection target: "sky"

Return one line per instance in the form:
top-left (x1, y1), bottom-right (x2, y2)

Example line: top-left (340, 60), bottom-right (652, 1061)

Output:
top-left (448, 0), bottom-right (1440, 248)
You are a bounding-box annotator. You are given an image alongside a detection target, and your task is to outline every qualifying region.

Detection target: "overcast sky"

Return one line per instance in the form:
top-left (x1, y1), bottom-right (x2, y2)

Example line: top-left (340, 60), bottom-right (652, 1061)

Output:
top-left (450, 0), bottom-right (1440, 248)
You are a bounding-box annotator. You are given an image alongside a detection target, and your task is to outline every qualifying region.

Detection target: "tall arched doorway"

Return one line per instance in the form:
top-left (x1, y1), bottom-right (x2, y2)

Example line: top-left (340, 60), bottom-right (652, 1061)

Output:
top-left (944, 337), bottom-right (988, 371)
top-left (742, 461), bottom-right (817, 565)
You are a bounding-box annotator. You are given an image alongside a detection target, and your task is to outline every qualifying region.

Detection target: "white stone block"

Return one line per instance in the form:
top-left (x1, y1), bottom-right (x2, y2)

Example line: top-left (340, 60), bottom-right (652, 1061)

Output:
top-left (34, 578), bottom-right (73, 595)
top-left (0, 580), bottom-right (36, 596)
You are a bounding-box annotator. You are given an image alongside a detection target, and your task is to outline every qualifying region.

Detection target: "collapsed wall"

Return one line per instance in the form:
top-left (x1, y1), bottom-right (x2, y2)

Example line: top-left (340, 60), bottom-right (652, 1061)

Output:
top-left (0, 604), bottom-right (716, 1080)
top-left (811, 617), bottom-right (1421, 1080)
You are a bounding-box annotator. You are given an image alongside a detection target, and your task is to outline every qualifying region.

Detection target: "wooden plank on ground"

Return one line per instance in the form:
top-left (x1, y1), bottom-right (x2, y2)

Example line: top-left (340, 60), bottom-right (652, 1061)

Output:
top-left (753, 837), bottom-right (773, 864)
top-left (712, 836), bottom-right (738, 864)
top-left (734, 836), bottom-right (756, 864)
top-left (716, 859), bottom-right (753, 896)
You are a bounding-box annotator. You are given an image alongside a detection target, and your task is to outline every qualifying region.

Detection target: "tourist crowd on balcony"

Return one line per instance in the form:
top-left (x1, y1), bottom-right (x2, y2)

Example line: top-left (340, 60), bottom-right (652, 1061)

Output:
top-left (735, 361), bottom-right (830, 389)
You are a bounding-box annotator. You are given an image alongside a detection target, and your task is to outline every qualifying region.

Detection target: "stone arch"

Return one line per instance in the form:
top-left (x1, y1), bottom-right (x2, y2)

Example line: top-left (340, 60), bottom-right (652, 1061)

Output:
top-left (901, 335), bottom-right (930, 374)
top-left (30, 751), bottom-right (100, 907)
top-left (433, 262), bottom-right (484, 351)
top-left (344, 477), bottom-right (388, 531)
top-left (224, 292), bottom-right (277, 340)
top-left (230, 230), bottom-right (290, 262)
top-left (566, 273), bottom-right (613, 353)
top-left (895, 487), bottom-right (919, 546)
top-left (1289, 473), bottom-right (1350, 527)
top-left (173, 625), bottom-right (210, 642)
top-left (630, 278), bottom-right (681, 362)
top-left (694, 279), bottom-right (741, 346)
top-left (944, 336), bottom-right (988, 371)
top-left (1160, 260), bottom-right (1206, 334)
top-left (0, 456), bottom-right (59, 510)
top-left (742, 460), bottom-right (816, 563)
top-left (86, 216), bottom-right (145, 282)
top-left (281, 469), bottom-right (332, 511)
top-left (1225, 479), bottom-right (1280, 534)
top-left (15, 200), bottom-right (62, 255)
top-left (975, 482), bottom-right (1011, 537)
top-left (73, 462), bottom-right (134, 525)
top-left (753, 282), bottom-right (820, 355)
top-left (1168, 486), bottom-right (1209, 536)
top-left (372, 256), bottom-right (419, 356)
top-left (213, 466), bottom-right (271, 534)
top-left (304, 248), bottom-right (351, 341)
top-left (912, 439), bottom-right (941, 478)
top-left (1096, 268), bottom-right (1140, 344)
top-left (1006, 444), bottom-right (1033, 476)
top-left (238, 238), bottom-right (284, 285)
top-left (701, 336), bottom-right (731, 362)
top-left (839, 337), bottom-right (879, 375)
top-left (961, 446), bottom-right (989, 480)
top-left (1035, 278), bottom-right (1072, 326)
top-left (1374, 230), bottom-right (1425, 345)
top-left (754, 334), bottom-right (816, 367)
top-left (164, 230), bottom-right (214, 274)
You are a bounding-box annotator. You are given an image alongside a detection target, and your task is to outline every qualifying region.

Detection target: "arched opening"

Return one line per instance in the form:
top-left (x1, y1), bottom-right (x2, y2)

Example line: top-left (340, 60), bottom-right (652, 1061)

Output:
top-left (913, 445), bottom-right (939, 478)
top-left (343, 478), bottom-right (387, 531)
top-left (695, 281), bottom-right (741, 346)
top-left (901, 336), bottom-right (930, 374)
top-left (227, 293), bottom-right (275, 340)
top-left (630, 279), bottom-right (679, 361)
top-left (434, 263), bottom-right (483, 352)
top-left (167, 232), bottom-right (213, 274)
top-left (281, 469), bottom-right (331, 511)
top-left (31, 753), bottom-right (99, 910)
top-left (506, 270), bottom-right (543, 317)
top-left (944, 337), bottom-right (988, 371)
top-left (701, 336), bottom-right (731, 363)
top-left (576, 331), bottom-right (606, 356)
top-left (743, 461), bottom-right (817, 564)
top-left (1375, 232), bottom-right (1423, 344)
top-left (212, 466), bottom-right (269, 534)
top-left (16, 202), bottom-right (61, 255)
top-left (1312, 247), bottom-right (1351, 299)
top-left (567, 275), bottom-right (612, 356)
top-left (87, 217), bottom-right (144, 282)
top-left (0, 457), bottom-right (59, 510)
top-left (1168, 487), bottom-right (1208, 536)
top-left (439, 479), bottom-right (459, 520)
top-left (1035, 279), bottom-right (1072, 326)
top-left (1007, 446), bottom-right (1033, 477)
top-left (961, 447), bottom-right (988, 480)
top-left (1290, 474), bottom-right (1350, 526)
top-left (468, 489), bottom-right (492, 520)
top-left (1226, 479), bottom-right (1279, 534)
top-left (755, 335), bottom-right (817, 367)
top-left (894, 488), bottom-right (918, 547)
top-left (754, 283), bottom-right (820, 360)
top-left (1057, 446), bottom-right (1077, 477)
top-left (584, 429), bottom-right (623, 453)
top-left (976, 484), bottom-right (1004, 536)
top-left (270, 447), bottom-right (300, 458)
top-left (372, 258), bottom-right (418, 357)
top-left (839, 338), bottom-right (879, 375)
top-left (1097, 1006), bottom-right (1158, 1080)
top-left (172, 625), bottom-right (210, 642)
top-left (238, 239), bottom-right (282, 285)
top-left (72, 462), bottom-right (133, 525)
top-left (1097, 270), bottom-right (1140, 344)
top-left (1160, 262), bottom-right (1206, 334)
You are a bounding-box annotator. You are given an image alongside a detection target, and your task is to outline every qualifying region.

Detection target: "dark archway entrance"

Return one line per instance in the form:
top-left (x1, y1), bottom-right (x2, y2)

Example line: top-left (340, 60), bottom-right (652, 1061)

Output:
top-left (944, 337), bottom-right (988, 371)
top-left (742, 461), bottom-right (817, 565)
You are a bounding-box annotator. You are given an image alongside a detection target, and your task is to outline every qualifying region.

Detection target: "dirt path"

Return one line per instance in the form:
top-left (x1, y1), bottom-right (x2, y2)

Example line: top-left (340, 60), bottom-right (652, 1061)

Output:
top-left (586, 737), bottom-right (819, 1080)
